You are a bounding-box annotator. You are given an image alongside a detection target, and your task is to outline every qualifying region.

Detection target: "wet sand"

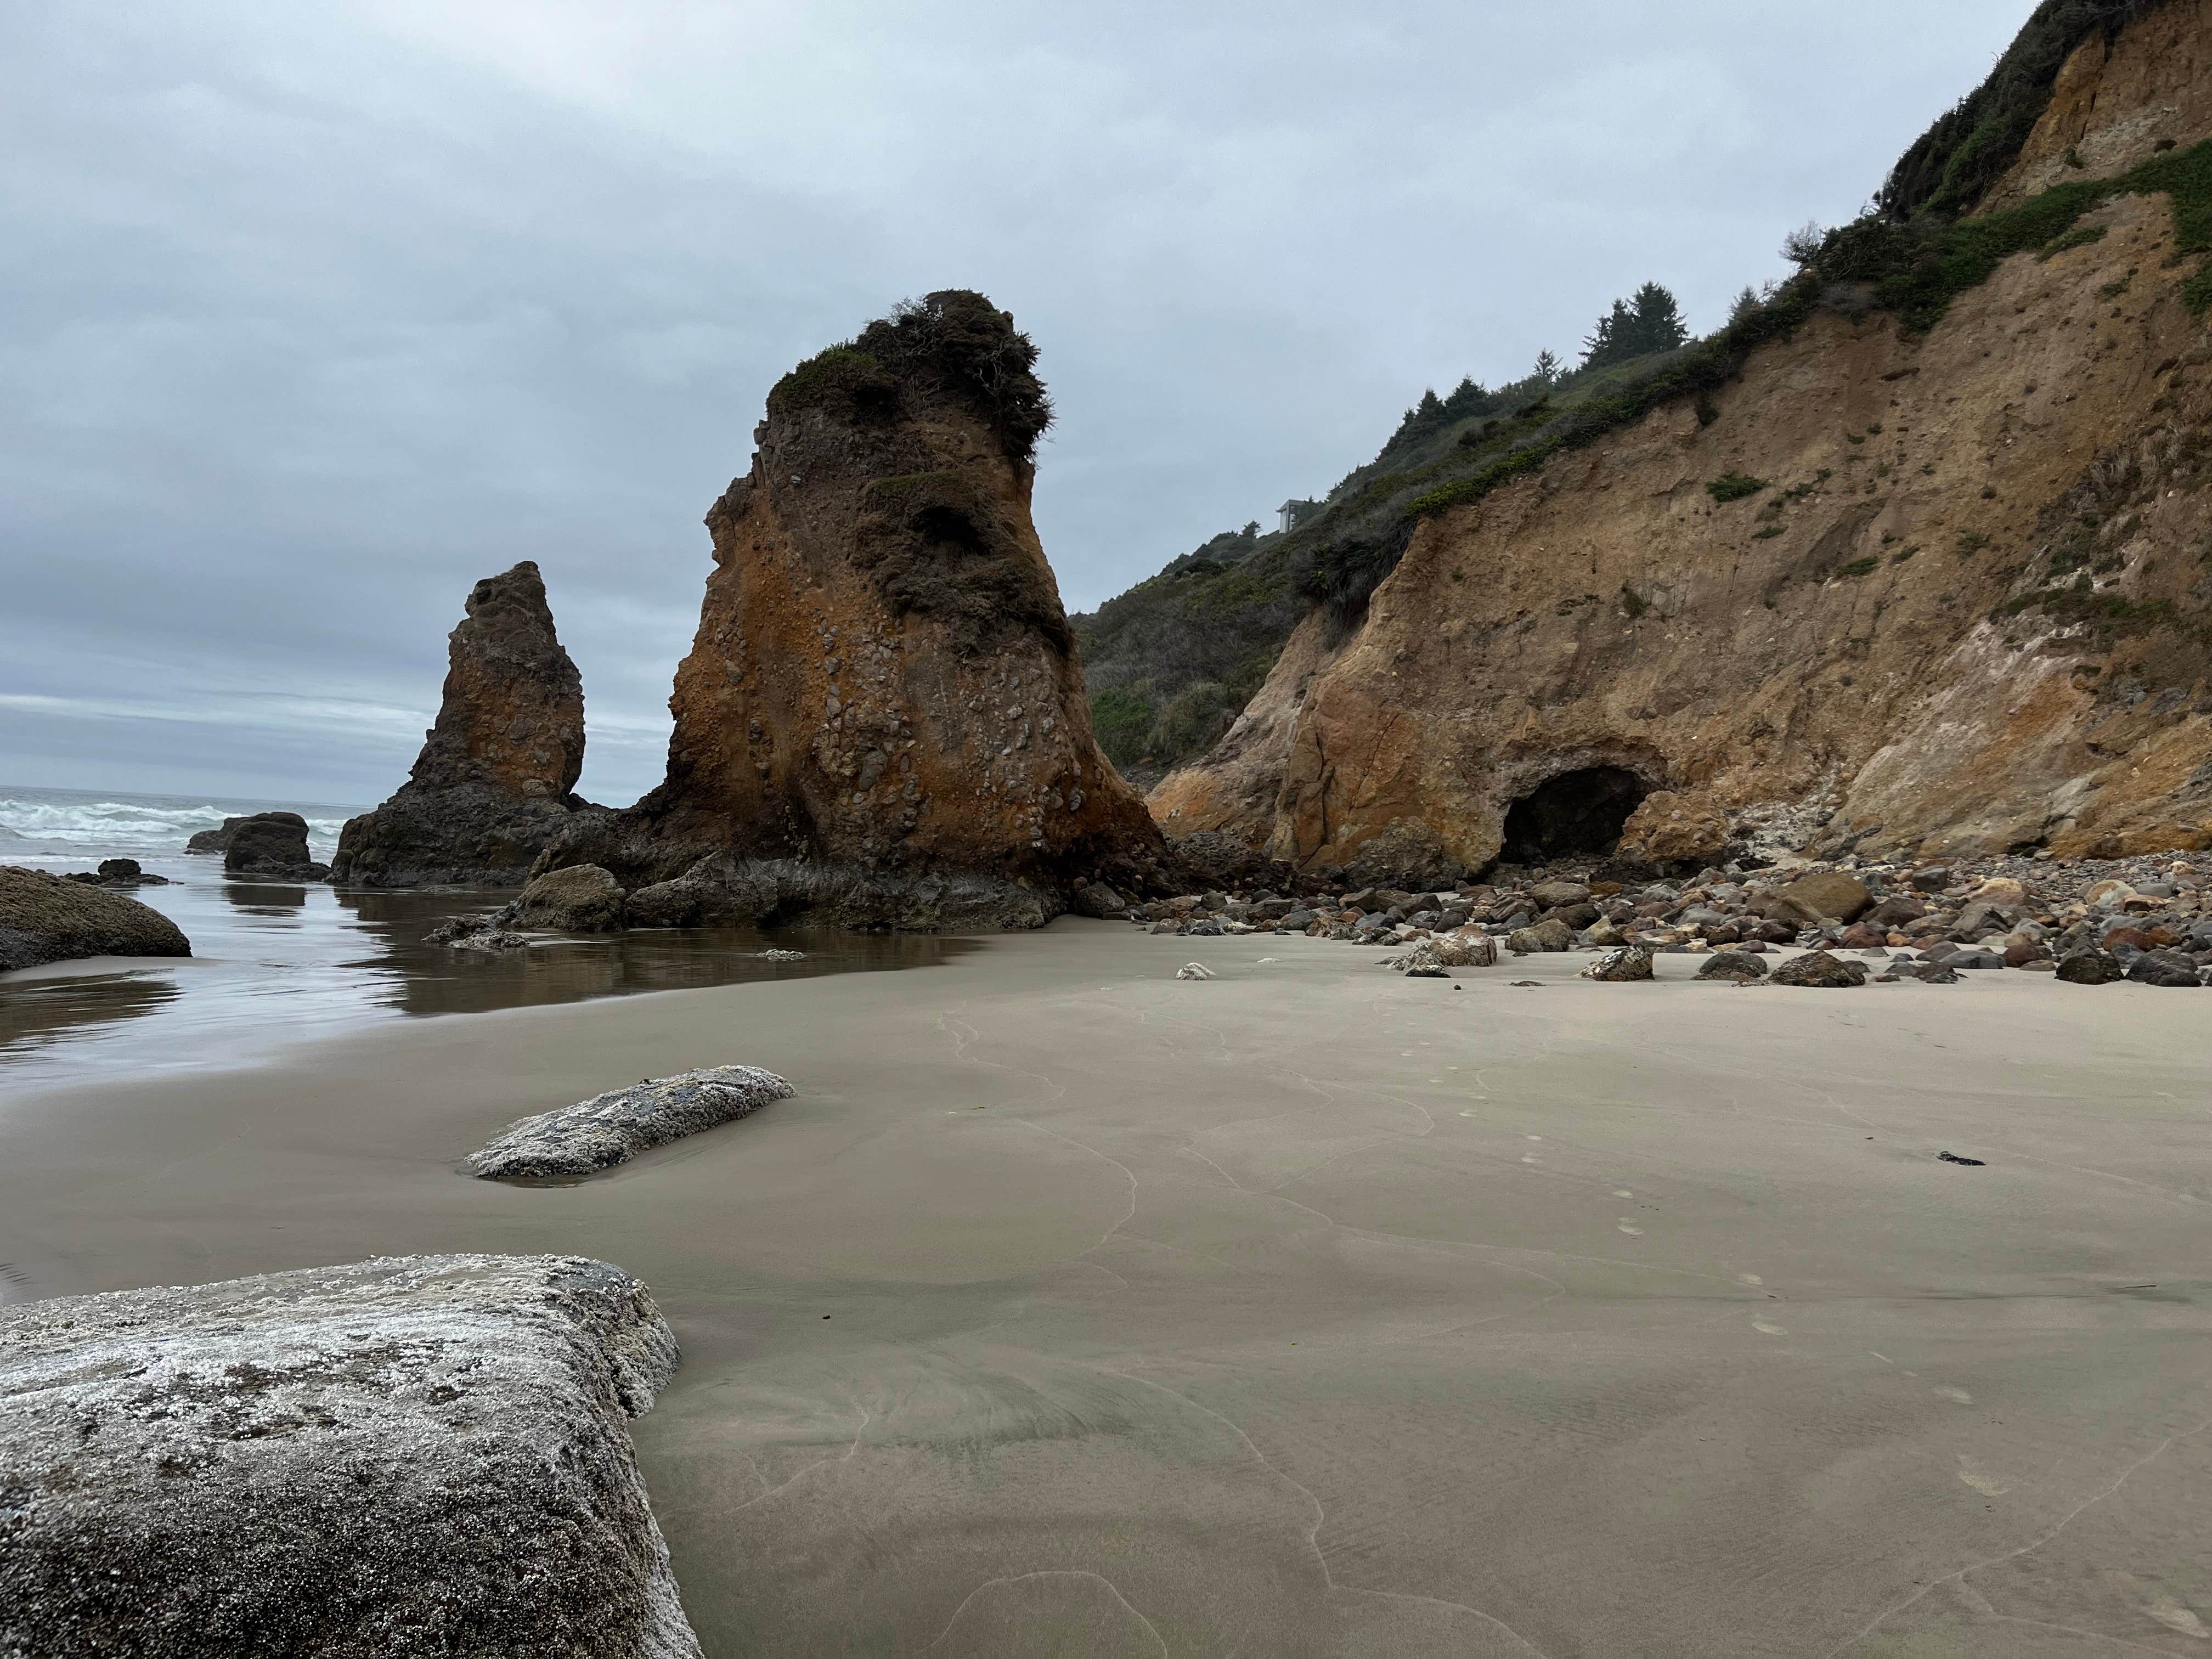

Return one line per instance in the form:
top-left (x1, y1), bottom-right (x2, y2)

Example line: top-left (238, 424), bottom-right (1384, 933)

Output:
top-left (3, 925), bottom-right (2208, 1656)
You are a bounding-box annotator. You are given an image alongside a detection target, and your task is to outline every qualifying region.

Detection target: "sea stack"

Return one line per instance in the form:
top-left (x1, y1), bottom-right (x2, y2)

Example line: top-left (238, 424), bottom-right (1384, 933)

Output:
top-left (332, 561), bottom-right (588, 888)
top-left (534, 291), bottom-right (1173, 929)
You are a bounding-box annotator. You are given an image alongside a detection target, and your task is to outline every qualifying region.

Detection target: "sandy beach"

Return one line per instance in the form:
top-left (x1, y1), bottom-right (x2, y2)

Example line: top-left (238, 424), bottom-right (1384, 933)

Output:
top-left (3, 924), bottom-right (2207, 1656)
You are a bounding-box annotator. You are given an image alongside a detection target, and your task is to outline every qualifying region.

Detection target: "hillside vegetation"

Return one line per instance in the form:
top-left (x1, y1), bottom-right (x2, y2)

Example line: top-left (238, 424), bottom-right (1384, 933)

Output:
top-left (1071, 0), bottom-right (2188, 781)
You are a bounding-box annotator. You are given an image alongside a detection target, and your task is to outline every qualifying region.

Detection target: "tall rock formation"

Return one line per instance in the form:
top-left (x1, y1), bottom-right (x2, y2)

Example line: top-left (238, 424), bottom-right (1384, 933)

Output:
top-left (533, 291), bottom-right (1174, 929)
top-left (331, 561), bottom-right (588, 888)
top-left (1153, 0), bottom-right (2212, 878)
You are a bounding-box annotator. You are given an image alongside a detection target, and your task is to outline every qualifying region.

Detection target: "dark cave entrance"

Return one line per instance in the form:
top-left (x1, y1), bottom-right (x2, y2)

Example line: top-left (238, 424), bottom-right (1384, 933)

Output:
top-left (1500, 766), bottom-right (1647, 864)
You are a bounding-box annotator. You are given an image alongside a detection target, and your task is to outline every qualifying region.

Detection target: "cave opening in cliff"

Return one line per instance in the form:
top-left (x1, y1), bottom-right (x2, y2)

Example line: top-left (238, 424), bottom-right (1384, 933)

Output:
top-left (1500, 767), bottom-right (1646, 864)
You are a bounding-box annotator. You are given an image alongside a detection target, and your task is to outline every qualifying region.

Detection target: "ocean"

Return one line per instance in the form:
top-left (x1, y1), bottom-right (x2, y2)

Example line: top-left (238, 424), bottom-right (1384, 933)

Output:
top-left (0, 782), bottom-right (966, 1085)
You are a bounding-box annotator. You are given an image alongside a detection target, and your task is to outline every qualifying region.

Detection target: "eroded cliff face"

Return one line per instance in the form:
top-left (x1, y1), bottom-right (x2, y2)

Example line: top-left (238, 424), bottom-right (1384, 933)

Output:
top-left (1155, 37), bottom-right (2212, 878)
top-left (331, 561), bottom-right (586, 888)
top-left (535, 292), bottom-right (1172, 928)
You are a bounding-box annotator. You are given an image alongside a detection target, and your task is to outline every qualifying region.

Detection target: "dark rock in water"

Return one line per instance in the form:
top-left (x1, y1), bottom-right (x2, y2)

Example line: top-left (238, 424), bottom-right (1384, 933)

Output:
top-left (334, 562), bottom-right (591, 889)
top-left (0, 1254), bottom-right (701, 1659)
top-left (1581, 943), bottom-right (1655, 981)
top-left (505, 864), bottom-right (627, 933)
top-left (1770, 950), bottom-right (1867, 988)
top-left (2126, 947), bottom-right (2202, 988)
top-left (1937, 1150), bottom-right (1985, 1166)
top-left (185, 816), bottom-right (250, 854)
top-left (425, 915), bottom-right (529, 950)
top-left (63, 857), bottom-right (170, 888)
top-left (1698, 949), bottom-right (1769, 981)
top-left (467, 1066), bottom-right (794, 1178)
top-left (223, 812), bottom-right (329, 881)
top-left (2056, 948), bottom-right (2124, 984)
top-left (0, 865), bottom-right (191, 972)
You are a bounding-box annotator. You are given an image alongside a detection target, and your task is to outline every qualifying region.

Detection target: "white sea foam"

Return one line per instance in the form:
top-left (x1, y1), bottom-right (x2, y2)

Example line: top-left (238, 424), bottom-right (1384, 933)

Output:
top-left (0, 787), bottom-right (355, 854)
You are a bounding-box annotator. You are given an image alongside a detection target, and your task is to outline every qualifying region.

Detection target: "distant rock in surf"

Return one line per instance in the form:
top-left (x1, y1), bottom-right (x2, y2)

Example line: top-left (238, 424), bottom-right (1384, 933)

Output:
top-left (331, 561), bottom-right (590, 890)
top-left (0, 1254), bottom-right (701, 1659)
top-left (223, 812), bottom-right (330, 882)
top-left (0, 865), bottom-right (191, 973)
top-left (466, 1065), bottom-right (793, 1178)
top-left (185, 815), bottom-right (250, 854)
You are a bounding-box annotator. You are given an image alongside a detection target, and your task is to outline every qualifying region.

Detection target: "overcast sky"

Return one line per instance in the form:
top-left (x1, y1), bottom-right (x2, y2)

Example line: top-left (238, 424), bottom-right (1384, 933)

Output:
top-left (2, 1), bottom-right (2034, 806)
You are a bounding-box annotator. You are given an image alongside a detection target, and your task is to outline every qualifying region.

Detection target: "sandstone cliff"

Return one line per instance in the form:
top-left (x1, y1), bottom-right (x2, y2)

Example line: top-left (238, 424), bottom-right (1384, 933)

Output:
top-left (332, 561), bottom-right (588, 888)
top-left (533, 292), bottom-right (1176, 929)
top-left (1153, 0), bottom-right (2212, 880)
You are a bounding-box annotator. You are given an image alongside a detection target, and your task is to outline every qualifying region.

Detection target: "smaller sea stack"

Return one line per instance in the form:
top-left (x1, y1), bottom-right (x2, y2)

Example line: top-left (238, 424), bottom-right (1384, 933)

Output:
top-left (332, 561), bottom-right (588, 888)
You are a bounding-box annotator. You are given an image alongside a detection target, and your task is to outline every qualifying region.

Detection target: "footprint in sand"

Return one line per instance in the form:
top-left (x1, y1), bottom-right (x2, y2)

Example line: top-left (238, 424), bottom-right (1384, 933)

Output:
top-left (1957, 1455), bottom-right (2009, 1496)
top-left (1752, 1319), bottom-right (1787, 1335)
top-left (1933, 1386), bottom-right (1973, 1404)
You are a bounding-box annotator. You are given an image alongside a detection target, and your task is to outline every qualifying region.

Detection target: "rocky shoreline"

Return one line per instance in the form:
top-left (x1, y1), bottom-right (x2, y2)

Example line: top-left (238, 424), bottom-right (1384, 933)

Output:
top-left (1110, 848), bottom-right (2212, 988)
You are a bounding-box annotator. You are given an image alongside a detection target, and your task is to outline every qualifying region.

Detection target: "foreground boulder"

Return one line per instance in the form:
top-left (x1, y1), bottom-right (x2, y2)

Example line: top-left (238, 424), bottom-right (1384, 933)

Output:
top-left (1770, 950), bottom-right (1869, 988)
top-left (0, 865), bottom-right (191, 972)
top-left (224, 812), bottom-right (328, 881)
top-left (2126, 947), bottom-right (2203, 986)
top-left (467, 1065), bottom-right (794, 1178)
top-left (0, 1254), bottom-right (700, 1659)
top-left (526, 291), bottom-right (1177, 930)
top-left (333, 562), bottom-right (590, 889)
top-left (2056, 947), bottom-right (2125, 984)
top-left (506, 864), bottom-right (627, 933)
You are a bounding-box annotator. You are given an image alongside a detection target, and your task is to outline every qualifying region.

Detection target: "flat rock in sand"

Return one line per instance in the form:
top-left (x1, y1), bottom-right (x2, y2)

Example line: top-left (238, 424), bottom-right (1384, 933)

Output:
top-left (466, 1065), bottom-right (794, 1178)
top-left (0, 1254), bottom-right (699, 1659)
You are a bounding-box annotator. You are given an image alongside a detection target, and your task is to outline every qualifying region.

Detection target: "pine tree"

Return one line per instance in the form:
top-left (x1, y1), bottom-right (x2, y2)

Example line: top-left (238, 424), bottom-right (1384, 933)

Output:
top-left (1629, 282), bottom-right (1689, 353)
top-left (1581, 283), bottom-right (1689, 370)
top-left (1532, 349), bottom-right (1562, 384)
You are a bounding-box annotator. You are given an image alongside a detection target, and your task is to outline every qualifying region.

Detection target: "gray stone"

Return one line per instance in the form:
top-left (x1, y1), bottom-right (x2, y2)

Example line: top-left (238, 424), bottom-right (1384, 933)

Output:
top-left (2056, 949), bottom-right (2124, 984)
top-left (185, 816), bottom-right (251, 854)
top-left (1949, 951), bottom-right (2007, 970)
top-left (1506, 917), bottom-right (1575, 953)
top-left (1581, 943), bottom-right (1655, 981)
top-left (1698, 951), bottom-right (1769, 981)
top-left (0, 1254), bottom-right (699, 1659)
top-left (467, 1065), bottom-right (793, 1179)
top-left (2126, 949), bottom-right (2202, 988)
top-left (0, 865), bottom-right (191, 973)
top-left (1770, 950), bottom-right (1868, 988)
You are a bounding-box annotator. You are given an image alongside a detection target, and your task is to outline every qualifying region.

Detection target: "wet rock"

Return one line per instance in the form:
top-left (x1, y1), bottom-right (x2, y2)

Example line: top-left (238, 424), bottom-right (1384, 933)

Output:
top-left (224, 812), bottom-right (329, 881)
top-left (0, 1254), bottom-right (700, 1659)
top-left (1069, 879), bottom-right (1131, 919)
top-left (0, 865), bottom-right (192, 973)
top-left (185, 816), bottom-right (251, 854)
top-left (1506, 917), bottom-right (1575, 953)
top-left (1770, 950), bottom-right (1868, 988)
top-left (507, 865), bottom-right (627, 933)
top-left (2056, 948), bottom-right (2125, 984)
top-left (332, 562), bottom-right (591, 889)
top-left (1581, 943), bottom-right (1655, 981)
top-left (2125, 948), bottom-right (2202, 987)
top-left (426, 915), bottom-right (529, 951)
top-left (467, 1066), bottom-right (793, 1178)
top-left (1698, 950), bottom-right (1769, 981)
top-left (1774, 872), bottom-right (1873, 923)
top-left (63, 857), bottom-right (171, 888)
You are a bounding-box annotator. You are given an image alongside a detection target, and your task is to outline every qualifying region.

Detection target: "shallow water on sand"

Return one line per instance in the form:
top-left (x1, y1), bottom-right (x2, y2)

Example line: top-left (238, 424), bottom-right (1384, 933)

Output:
top-left (0, 852), bottom-right (969, 1086)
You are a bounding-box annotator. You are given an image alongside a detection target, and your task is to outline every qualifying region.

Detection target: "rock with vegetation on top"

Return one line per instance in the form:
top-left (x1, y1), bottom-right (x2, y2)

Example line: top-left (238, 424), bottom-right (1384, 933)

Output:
top-left (332, 562), bottom-right (591, 889)
top-left (466, 1066), bottom-right (793, 1178)
top-left (0, 1254), bottom-right (701, 1659)
top-left (224, 812), bottom-right (329, 881)
top-left (521, 291), bottom-right (1177, 930)
top-left (1770, 949), bottom-right (1869, 988)
top-left (0, 865), bottom-right (191, 973)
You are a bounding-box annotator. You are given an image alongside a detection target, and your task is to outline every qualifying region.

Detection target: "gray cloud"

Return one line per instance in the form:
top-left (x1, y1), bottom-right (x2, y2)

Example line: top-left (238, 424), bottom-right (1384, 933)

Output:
top-left (1, 0), bottom-right (2029, 804)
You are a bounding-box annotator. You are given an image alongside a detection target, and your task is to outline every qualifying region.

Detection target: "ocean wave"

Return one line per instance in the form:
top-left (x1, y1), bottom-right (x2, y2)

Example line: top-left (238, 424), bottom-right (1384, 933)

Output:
top-left (0, 793), bottom-right (352, 851)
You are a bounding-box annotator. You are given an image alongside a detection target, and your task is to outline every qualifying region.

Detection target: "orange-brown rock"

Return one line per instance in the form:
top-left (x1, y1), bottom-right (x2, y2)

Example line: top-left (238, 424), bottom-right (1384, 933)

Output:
top-left (331, 561), bottom-right (587, 888)
top-left (1152, 3), bottom-right (2212, 879)
top-left (1615, 791), bottom-right (1733, 872)
top-left (537, 292), bottom-right (1173, 929)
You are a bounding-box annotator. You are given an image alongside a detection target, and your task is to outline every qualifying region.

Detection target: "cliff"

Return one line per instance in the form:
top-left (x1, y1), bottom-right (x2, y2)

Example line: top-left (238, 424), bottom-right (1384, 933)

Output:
top-left (332, 561), bottom-right (589, 888)
top-left (1152, 0), bottom-right (2212, 879)
top-left (531, 291), bottom-right (1177, 929)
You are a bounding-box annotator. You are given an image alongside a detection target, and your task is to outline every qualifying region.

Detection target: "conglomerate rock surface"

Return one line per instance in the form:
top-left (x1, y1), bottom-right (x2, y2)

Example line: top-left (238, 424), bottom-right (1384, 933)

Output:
top-left (332, 561), bottom-right (589, 889)
top-left (0, 1254), bottom-right (699, 1659)
top-left (1152, 0), bottom-right (2212, 879)
top-left (531, 292), bottom-right (1176, 929)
